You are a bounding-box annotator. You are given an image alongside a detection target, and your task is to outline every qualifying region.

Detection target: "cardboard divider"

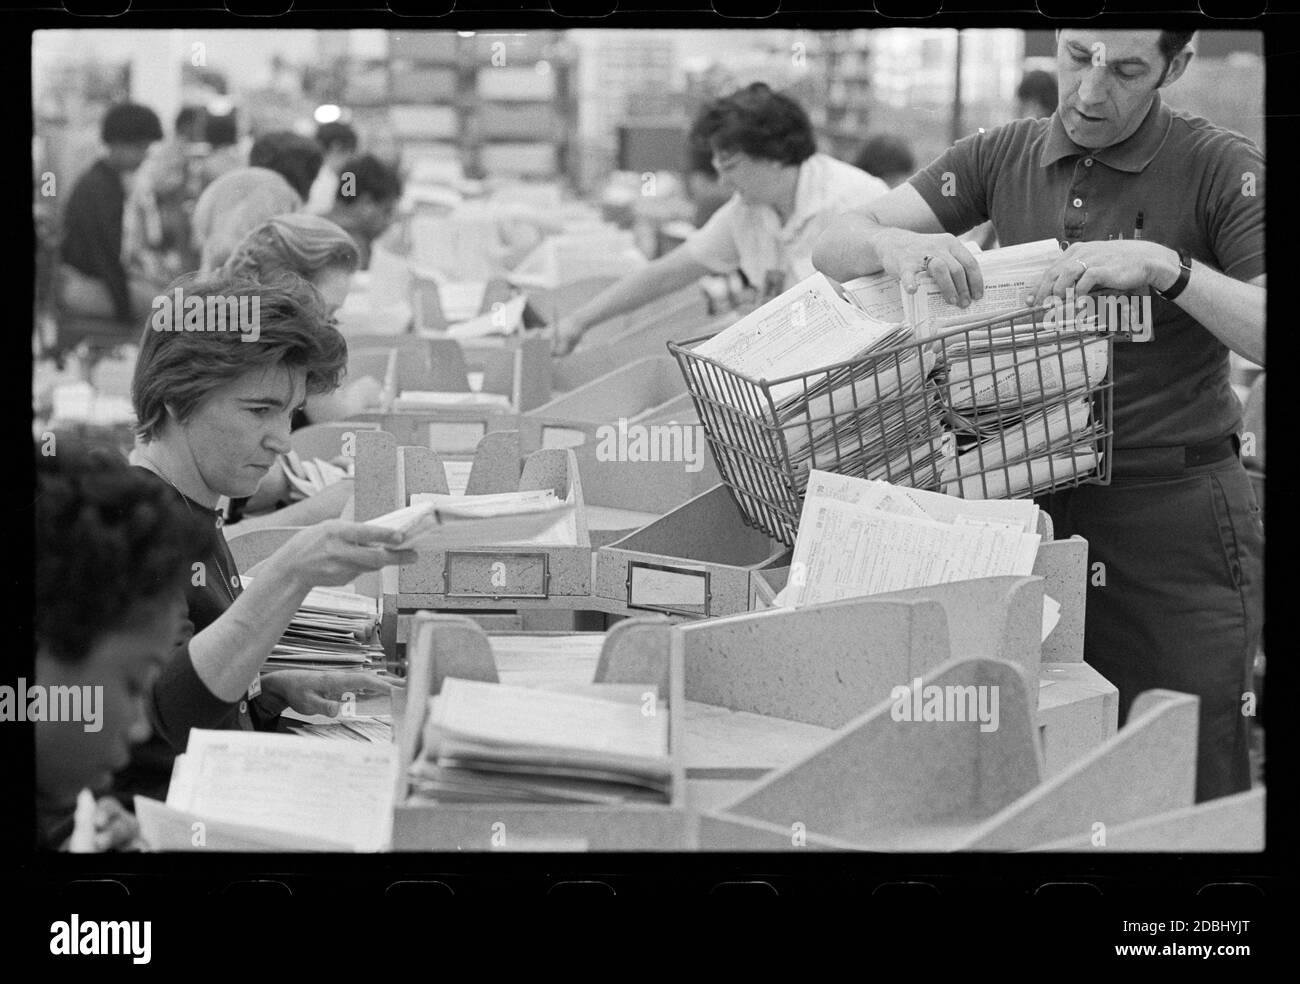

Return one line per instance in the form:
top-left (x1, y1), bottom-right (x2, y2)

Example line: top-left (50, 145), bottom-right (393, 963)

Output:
top-left (1027, 787), bottom-right (1264, 851)
top-left (346, 405), bottom-right (519, 457)
top-left (581, 283), bottom-right (710, 350)
top-left (458, 333), bottom-right (551, 412)
top-left (391, 612), bottom-right (688, 850)
top-left (289, 421), bottom-right (381, 462)
top-left (960, 689), bottom-right (1199, 850)
top-left (678, 577), bottom-right (1044, 730)
top-left (354, 430), bottom-right (593, 609)
top-left (697, 657), bottom-right (1044, 850)
top-left (551, 310), bottom-right (730, 393)
top-left (1032, 535), bottom-right (1088, 663)
top-left (594, 484), bottom-right (790, 619)
top-left (519, 355), bottom-right (692, 455)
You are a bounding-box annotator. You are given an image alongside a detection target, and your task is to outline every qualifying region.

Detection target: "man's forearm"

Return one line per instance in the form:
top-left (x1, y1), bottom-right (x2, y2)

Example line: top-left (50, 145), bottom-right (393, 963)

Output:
top-left (188, 562), bottom-right (311, 701)
top-left (812, 211), bottom-right (894, 283)
top-left (1151, 249), bottom-right (1265, 366)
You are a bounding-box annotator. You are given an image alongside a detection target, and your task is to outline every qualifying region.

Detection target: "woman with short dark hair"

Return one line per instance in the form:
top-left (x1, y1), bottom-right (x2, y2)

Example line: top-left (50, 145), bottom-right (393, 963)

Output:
top-left (118, 270), bottom-right (413, 801)
top-left (553, 82), bottom-right (891, 355)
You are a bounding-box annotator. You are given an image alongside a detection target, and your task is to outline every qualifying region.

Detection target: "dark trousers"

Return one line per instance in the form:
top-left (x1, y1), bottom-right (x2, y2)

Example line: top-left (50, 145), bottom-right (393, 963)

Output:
top-left (1039, 453), bottom-right (1263, 802)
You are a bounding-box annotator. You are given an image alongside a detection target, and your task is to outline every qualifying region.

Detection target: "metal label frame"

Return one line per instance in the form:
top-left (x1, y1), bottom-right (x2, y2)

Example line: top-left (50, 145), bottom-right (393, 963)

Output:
top-left (443, 550), bottom-right (551, 600)
top-left (625, 560), bottom-right (712, 617)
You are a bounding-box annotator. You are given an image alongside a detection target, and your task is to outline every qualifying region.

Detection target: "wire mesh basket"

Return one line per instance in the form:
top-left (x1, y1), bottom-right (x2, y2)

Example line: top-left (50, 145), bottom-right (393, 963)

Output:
top-left (668, 305), bottom-right (1114, 548)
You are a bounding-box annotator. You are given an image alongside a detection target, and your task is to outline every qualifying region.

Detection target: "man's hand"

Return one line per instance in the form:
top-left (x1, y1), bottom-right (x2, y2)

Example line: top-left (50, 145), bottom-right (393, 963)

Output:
top-left (1027, 240), bottom-right (1181, 307)
top-left (261, 669), bottom-right (405, 717)
top-left (875, 229), bottom-right (985, 306)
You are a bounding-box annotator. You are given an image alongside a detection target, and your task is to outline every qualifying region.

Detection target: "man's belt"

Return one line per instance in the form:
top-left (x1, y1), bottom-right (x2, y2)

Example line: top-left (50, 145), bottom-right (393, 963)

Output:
top-left (1110, 434), bottom-right (1240, 478)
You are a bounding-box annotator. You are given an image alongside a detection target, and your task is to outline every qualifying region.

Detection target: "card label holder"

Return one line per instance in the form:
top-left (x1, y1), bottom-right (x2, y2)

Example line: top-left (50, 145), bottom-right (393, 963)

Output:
top-left (428, 421), bottom-right (488, 454)
top-left (626, 561), bottom-right (711, 617)
top-left (443, 550), bottom-right (551, 599)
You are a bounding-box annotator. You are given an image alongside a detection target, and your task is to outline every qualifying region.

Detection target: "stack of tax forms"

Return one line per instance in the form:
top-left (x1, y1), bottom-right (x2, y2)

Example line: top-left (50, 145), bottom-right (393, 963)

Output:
top-left (929, 288), bottom-right (1109, 499)
top-left (243, 576), bottom-right (383, 671)
top-left (136, 729), bottom-right (399, 851)
top-left (688, 272), bottom-right (949, 495)
top-left (778, 469), bottom-right (1060, 640)
top-left (281, 449), bottom-right (352, 499)
top-left (899, 238), bottom-right (1070, 337)
top-left (409, 678), bottom-right (672, 805)
top-left (365, 488), bottom-right (576, 550)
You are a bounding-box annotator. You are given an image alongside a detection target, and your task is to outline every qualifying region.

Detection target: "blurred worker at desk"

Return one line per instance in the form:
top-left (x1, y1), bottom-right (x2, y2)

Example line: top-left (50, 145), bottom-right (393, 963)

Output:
top-left (553, 82), bottom-right (890, 355)
top-left (58, 102), bottom-right (164, 326)
top-left (814, 30), bottom-right (1263, 802)
top-left (322, 153), bottom-right (404, 270)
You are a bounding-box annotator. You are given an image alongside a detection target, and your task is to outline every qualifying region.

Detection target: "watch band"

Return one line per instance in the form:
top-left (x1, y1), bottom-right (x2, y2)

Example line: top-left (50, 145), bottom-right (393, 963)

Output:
top-left (1155, 247), bottom-right (1193, 301)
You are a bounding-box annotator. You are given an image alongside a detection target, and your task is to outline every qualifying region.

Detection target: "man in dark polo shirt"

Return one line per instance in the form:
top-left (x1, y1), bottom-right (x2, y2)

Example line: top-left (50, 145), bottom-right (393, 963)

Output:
top-left (814, 29), bottom-right (1263, 802)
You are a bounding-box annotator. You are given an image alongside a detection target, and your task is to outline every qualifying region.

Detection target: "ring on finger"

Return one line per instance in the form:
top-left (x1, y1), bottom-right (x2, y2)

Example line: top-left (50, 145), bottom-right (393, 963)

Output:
top-left (920, 253), bottom-right (935, 273)
top-left (1073, 258), bottom-right (1088, 275)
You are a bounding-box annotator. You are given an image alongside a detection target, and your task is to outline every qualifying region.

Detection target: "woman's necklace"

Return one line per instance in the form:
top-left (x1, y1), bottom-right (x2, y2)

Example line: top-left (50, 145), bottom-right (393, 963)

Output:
top-left (140, 458), bottom-right (240, 606)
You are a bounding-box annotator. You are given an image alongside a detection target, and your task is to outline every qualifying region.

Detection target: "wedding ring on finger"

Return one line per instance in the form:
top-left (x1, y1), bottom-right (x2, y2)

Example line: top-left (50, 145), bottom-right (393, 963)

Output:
top-left (1073, 258), bottom-right (1088, 276)
top-left (920, 254), bottom-right (935, 275)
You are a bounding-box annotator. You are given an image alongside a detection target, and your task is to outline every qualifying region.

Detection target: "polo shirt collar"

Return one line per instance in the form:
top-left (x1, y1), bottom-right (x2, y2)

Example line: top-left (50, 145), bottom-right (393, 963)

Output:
top-left (1039, 92), bottom-right (1172, 173)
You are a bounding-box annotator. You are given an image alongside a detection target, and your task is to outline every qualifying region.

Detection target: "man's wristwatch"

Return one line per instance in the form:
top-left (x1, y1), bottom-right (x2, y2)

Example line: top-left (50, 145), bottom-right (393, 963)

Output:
top-left (1154, 247), bottom-right (1193, 301)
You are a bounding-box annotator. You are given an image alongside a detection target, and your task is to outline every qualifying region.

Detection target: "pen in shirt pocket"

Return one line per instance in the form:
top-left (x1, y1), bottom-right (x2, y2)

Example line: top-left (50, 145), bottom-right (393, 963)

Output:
top-left (1134, 210), bottom-right (1145, 240)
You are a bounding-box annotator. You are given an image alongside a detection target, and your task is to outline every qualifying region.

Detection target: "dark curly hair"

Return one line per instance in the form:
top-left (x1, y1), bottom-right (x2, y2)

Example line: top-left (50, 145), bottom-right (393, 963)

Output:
top-left (691, 82), bottom-right (816, 167)
top-left (334, 153), bottom-right (403, 205)
top-left (131, 270), bottom-right (348, 442)
top-left (101, 103), bottom-right (164, 146)
top-left (35, 438), bottom-right (214, 664)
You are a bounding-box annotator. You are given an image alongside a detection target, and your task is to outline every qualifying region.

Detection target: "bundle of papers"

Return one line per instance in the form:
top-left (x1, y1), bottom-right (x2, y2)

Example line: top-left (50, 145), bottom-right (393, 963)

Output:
top-left (281, 450), bottom-right (352, 499)
top-left (939, 326), bottom-right (1110, 411)
top-left (939, 395), bottom-right (1103, 498)
top-left (778, 469), bottom-right (1042, 609)
top-left (679, 241), bottom-right (1111, 520)
top-left (281, 710), bottom-right (393, 744)
top-left (365, 488), bottom-right (575, 551)
top-left (688, 272), bottom-right (950, 494)
top-left (443, 292), bottom-right (527, 340)
top-left (410, 678), bottom-right (672, 805)
top-left (899, 239), bottom-right (1069, 337)
top-left (242, 576), bottom-right (384, 671)
top-left (137, 729), bottom-right (399, 851)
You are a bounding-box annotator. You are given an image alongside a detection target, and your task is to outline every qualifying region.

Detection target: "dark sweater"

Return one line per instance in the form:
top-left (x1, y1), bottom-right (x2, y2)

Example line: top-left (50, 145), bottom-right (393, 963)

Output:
top-left (60, 159), bottom-right (132, 322)
top-left (114, 467), bottom-right (287, 803)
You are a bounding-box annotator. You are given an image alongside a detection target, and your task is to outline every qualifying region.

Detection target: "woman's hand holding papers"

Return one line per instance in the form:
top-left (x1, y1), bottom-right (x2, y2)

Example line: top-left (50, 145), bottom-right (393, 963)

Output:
top-left (260, 669), bottom-right (404, 718)
top-left (264, 519), bottom-right (418, 592)
top-left (875, 229), bottom-right (985, 307)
